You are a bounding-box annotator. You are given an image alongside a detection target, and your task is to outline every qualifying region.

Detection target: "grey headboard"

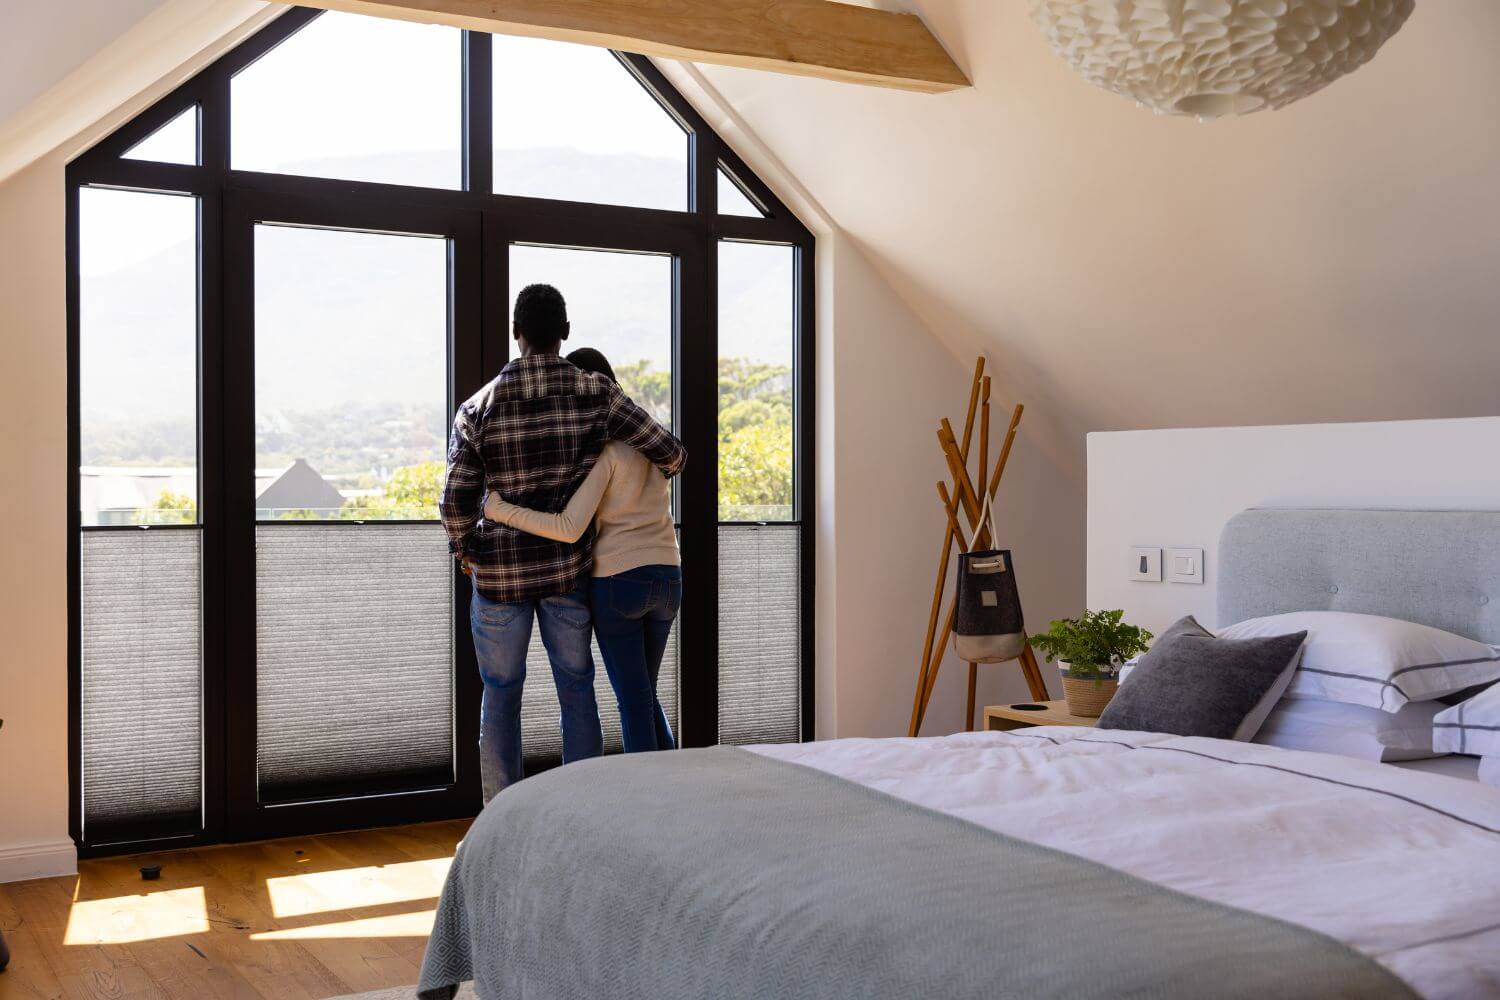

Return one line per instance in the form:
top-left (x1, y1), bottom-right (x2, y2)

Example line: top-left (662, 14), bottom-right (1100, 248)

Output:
top-left (1217, 508), bottom-right (1500, 645)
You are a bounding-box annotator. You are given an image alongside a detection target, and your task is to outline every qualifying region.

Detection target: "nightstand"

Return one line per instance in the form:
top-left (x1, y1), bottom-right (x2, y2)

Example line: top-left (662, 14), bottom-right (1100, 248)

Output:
top-left (983, 700), bottom-right (1097, 732)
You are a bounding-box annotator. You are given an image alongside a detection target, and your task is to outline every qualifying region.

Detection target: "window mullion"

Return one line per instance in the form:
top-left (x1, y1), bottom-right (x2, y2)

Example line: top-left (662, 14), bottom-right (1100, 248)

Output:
top-left (463, 32), bottom-right (493, 195)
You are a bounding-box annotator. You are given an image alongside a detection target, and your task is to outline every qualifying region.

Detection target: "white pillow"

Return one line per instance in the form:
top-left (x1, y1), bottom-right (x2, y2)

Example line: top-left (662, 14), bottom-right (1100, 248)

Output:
top-left (1254, 697), bottom-right (1445, 762)
top-left (1481, 756), bottom-right (1499, 789)
top-left (1432, 682), bottom-right (1500, 758)
top-left (1217, 611), bottom-right (1500, 712)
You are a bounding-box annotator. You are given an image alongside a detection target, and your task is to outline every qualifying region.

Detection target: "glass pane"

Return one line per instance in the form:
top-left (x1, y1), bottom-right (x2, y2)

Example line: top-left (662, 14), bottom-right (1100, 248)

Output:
top-left (79, 188), bottom-right (198, 525)
top-left (717, 167), bottom-right (765, 217)
top-left (254, 224), bottom-right (448, 520)
top-left (718, 242), bottom-right (795, 521)
top-left (719, 525), bottom-right (800, 745)
top-left (232, 12), bottom-right (462, 189)
top-left (122, 106), bottom-right (198, 165)
top-left (81, 530), bottom-right (202, 837)
top-left (256, 523), bottom-right (453, 800)
top-left (510, 244), bottom-right (674, 428)
top-left (493, 35), bottom-right (687, 211)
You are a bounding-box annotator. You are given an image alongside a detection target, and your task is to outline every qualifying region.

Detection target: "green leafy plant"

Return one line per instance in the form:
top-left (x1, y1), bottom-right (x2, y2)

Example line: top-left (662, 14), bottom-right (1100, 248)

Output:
top-left (1028, 610), bottom-right (1153, 680)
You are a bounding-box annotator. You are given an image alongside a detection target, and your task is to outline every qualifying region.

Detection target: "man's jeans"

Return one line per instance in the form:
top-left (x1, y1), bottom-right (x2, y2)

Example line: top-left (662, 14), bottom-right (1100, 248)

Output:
top-left (470, 586), bottom-right (602, 802)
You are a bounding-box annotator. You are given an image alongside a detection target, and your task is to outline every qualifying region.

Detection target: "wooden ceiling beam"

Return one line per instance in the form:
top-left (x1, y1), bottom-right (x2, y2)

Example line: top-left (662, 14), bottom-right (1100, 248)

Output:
top-left (284, 0), bottom-right (970, 94)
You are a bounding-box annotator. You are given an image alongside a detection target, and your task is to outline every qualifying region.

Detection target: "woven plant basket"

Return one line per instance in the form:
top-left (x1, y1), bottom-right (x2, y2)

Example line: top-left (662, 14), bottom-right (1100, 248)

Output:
top-left (1058, 663), bottom-right (1119, 718)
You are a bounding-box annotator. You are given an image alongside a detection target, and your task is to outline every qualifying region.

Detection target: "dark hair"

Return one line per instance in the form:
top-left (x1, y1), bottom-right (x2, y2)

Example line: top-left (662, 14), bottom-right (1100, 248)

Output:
top-left (513, 283), bottom-right (569, 352)
top-left (567, 347), bottom-right (616, 384)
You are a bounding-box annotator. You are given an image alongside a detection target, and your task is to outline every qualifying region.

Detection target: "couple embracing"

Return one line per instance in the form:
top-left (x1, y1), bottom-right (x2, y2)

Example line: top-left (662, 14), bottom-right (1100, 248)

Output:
top-left (440, 284), bottom-right (686, 803)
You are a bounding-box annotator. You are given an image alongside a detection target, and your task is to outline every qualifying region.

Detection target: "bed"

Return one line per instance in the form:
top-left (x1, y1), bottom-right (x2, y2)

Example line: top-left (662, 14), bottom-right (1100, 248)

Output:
top-left (419, 509), bottom-right (1500, 999)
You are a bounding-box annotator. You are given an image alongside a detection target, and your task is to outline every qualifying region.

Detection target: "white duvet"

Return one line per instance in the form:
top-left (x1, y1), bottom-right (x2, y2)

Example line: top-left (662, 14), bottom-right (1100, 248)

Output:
top-left (752, 728), bottom-right (1500, 1000)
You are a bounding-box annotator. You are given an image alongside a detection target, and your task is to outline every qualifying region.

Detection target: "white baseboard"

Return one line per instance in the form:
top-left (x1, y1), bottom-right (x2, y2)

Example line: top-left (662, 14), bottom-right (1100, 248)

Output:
top-left (0, 839), bottom-right (78, 883)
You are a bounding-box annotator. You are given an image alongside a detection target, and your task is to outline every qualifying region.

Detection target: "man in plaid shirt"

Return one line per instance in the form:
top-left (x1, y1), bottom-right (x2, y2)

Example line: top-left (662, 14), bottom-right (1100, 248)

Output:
top-left (441, 284), bottom-right (686, 801)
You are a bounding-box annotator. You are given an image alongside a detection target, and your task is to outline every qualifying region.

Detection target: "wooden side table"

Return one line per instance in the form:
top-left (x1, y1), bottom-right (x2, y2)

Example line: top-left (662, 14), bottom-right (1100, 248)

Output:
top-left (983, 700), bottom-right (1097, 732)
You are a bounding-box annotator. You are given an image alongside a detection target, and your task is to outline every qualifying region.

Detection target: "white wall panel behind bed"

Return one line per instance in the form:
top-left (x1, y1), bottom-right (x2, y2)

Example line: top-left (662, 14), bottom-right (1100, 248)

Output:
top-left (1087, 416), bottom-right (1500, 635)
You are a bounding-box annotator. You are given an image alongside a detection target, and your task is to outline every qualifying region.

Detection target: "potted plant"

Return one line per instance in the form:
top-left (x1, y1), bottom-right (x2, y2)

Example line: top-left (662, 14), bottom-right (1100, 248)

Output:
top-left (1029, 610), bottom-right (1153, 717)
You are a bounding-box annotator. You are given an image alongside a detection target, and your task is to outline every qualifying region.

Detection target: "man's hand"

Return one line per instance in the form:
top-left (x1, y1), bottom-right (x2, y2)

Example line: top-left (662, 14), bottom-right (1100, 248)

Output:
top-left (460, 555), bottom-right (475, 577)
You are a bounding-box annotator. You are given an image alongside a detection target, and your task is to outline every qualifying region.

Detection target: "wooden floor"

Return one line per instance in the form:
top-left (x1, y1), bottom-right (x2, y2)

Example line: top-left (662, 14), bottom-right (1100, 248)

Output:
top-left (0, 819), bottom-right (471, 1000)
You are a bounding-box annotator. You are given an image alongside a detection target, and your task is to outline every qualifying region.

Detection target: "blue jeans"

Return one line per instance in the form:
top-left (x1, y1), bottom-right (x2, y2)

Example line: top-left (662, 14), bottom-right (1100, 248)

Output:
top-left (590, 565), bottom-right (682, 753)
top-left (470, 586), bottom-right (602, 802)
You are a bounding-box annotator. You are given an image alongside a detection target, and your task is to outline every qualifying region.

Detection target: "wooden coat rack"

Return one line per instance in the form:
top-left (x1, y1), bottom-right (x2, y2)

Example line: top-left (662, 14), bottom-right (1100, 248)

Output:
top-left (908, 357), bottom-right (1049, 737)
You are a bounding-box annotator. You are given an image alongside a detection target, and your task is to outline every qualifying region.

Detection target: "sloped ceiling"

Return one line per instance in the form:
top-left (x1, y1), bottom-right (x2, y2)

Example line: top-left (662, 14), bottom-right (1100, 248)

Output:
top-left (0, 0), bottom-right (170, 122)
top-left (695, 1), bottom-right (1500, 449)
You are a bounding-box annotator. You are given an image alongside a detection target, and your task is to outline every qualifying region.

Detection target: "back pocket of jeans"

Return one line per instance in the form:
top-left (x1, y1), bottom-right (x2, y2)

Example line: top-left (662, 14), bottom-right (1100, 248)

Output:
top-left (473, 598), bottom-right (523, 628)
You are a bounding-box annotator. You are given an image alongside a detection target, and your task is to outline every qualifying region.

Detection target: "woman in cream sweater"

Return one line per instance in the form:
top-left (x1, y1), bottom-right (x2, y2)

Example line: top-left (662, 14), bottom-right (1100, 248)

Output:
top-left (485, 348), bottom-right (680, 753)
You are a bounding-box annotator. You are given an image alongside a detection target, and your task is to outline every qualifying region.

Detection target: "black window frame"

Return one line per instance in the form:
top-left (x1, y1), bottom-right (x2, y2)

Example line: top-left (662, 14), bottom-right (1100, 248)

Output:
top-left (66, 6), bottom-right (815, 857)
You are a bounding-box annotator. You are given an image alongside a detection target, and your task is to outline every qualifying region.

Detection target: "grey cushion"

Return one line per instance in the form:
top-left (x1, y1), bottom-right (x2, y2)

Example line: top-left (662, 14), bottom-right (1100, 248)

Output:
top-left (1098, 616), bottom-right (1306, 740)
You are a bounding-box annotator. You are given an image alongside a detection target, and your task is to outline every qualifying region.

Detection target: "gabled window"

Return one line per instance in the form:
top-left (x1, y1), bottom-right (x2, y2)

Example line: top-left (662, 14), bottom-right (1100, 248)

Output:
top-left (68, 7), bottom-right (814, 855)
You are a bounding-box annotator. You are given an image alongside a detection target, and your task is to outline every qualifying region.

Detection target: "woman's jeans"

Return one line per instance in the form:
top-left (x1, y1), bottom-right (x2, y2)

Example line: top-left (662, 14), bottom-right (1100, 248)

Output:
top-left (590, 565), bottom-right (682, 753)
top-left (470, 585), bottom-right (602, 802)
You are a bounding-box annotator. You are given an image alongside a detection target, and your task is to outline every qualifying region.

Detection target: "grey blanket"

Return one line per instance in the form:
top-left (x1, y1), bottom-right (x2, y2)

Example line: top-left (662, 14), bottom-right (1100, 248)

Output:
top-left (418, 747), bottom-right (1416, 1000)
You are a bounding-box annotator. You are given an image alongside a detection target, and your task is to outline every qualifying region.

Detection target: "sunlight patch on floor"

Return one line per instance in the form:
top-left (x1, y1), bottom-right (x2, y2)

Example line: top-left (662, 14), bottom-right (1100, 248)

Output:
top-left (265, 856), bottom-right (452, 919)
top-left (63, 885), bottom-right (209, 945)
top-left (250, 907), bottom-right (438, 940)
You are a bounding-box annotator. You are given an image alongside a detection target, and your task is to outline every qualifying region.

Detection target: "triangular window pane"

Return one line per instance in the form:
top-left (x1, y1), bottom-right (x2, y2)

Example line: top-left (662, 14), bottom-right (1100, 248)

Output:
top-left (122, 107), bottom-right (198, 165)
top-left (231, 12), bottom-right (462, 189)
top-left (493, 36), bottom-right (687, 211)
top-left (718, 167), bottom-right (766, 217)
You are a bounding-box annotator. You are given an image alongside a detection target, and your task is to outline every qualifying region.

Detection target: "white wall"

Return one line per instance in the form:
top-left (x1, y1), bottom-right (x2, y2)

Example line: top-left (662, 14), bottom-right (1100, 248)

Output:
top-left (819, 233), bottom-right (1080, 738)
top-left (0, 152), bottom-right (76, 883)
top-left (1087, 418), bottom-right (1500, 637)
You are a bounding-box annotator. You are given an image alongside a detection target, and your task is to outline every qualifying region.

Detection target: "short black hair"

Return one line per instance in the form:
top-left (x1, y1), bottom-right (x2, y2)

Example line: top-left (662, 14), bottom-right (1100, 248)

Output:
top-left (513, 283), bottom-right (569, 351)
top-left (566, 347), bottom-right (616, 384)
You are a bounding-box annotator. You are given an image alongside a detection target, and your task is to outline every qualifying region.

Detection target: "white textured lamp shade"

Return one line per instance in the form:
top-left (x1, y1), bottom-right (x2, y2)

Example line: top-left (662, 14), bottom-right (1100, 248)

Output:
top-left (1030, 0), bottom-right (1415, 120)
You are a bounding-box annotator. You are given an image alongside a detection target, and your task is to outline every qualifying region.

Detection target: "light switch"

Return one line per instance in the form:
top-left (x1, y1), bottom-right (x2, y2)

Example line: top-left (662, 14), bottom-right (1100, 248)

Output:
top-left (1168, 546), bottom-right (1204, 585)
top-left (1131, 546), bottom-right (1162, 582)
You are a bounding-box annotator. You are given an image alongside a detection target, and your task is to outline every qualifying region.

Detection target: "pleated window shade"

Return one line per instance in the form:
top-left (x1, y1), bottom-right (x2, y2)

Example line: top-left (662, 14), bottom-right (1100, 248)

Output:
top-left (80, 530), bottom-right (203, 839)
top-left (255, 523), bottom-right (454, 801)
top-left (718, 525), bottom-right (801, 745)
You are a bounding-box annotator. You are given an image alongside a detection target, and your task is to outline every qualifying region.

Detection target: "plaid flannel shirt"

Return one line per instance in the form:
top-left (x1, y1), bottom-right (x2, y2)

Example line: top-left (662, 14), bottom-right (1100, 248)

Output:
top-left (440, 353), bottom-right (686, 603)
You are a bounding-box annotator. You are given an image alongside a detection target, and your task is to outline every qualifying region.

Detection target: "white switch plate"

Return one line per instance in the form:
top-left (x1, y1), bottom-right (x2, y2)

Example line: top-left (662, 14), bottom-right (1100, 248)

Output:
top-left (1130, 546), bottom-right (1162, 582)
top-left (1168, 547), bottom-right (1204, 585)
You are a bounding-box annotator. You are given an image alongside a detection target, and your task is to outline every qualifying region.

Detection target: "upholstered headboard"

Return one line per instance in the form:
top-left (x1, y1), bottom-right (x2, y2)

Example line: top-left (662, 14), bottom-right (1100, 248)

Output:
top-left (1217, 508), bottom-right (1500, 645)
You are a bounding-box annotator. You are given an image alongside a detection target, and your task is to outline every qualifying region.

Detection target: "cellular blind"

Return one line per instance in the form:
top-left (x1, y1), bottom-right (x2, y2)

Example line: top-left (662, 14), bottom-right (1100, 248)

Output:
top-left (80, 530), bottom-right (203, 839)
top-left (255, 523), bottom-right (454, 800)
top-left (718, 525), bottom-right (801, 745)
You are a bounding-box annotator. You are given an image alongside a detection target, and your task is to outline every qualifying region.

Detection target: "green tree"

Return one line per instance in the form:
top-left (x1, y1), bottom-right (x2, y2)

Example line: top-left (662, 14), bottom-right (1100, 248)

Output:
top-left (613, 360), bottom-right (672, 425)
top-left (336, 460), bottom-right (444, 520)
top-left (719, 421), bottom-right (793, 520)
top-left (715, 358), bottom-right (793, 520)
top-left (137, 490), bottom-right (196, 525)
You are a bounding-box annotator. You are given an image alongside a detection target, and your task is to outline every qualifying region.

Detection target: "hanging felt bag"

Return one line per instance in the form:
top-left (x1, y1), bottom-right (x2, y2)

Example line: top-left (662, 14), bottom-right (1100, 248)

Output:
top-left (952, 493), bottom-right (1026, 663)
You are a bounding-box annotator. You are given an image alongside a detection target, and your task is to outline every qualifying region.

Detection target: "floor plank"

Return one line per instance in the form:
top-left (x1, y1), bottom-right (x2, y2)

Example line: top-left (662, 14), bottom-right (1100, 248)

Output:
top-left (0, 820), bottom-right (470, 1000)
